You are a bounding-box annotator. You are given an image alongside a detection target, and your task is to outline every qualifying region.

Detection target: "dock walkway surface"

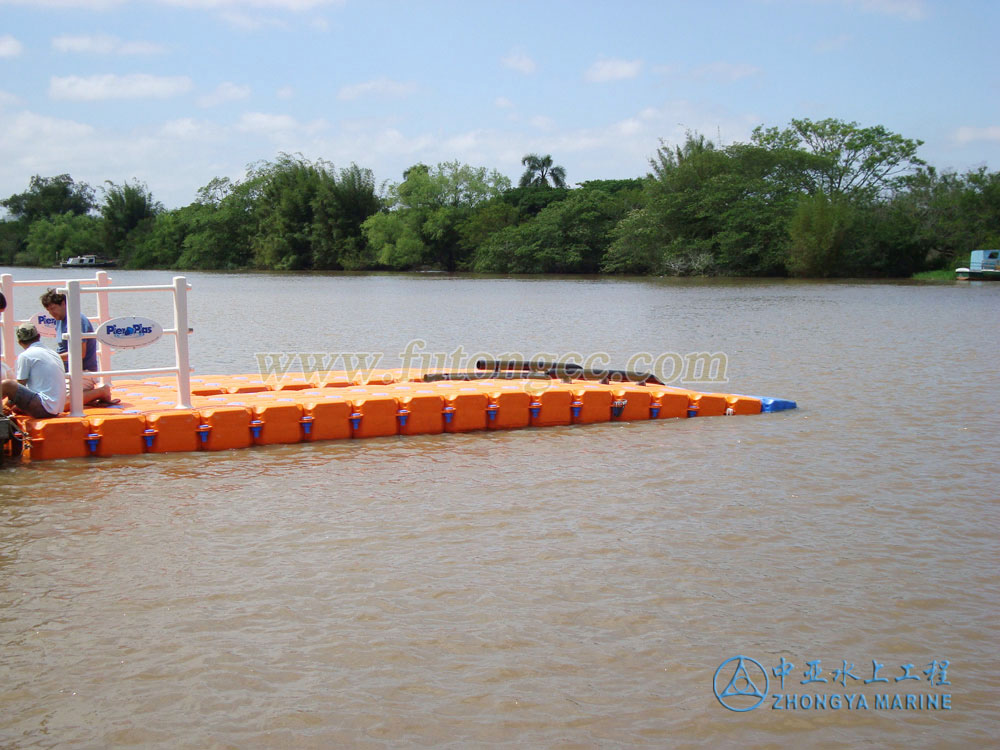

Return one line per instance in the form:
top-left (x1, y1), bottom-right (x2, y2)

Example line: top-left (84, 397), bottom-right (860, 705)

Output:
top-left (11, 370), bottom-right (796, 462)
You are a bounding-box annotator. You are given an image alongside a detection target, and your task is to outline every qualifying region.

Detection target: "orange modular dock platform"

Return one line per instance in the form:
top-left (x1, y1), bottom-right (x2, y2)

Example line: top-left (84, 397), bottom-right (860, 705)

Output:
top-left (11, 371), bottom-right (796, 462)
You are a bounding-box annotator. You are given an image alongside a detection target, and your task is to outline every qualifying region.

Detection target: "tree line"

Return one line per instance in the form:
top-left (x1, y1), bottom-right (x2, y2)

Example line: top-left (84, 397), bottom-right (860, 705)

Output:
top-left (1, 118), bottom-right (997, 277)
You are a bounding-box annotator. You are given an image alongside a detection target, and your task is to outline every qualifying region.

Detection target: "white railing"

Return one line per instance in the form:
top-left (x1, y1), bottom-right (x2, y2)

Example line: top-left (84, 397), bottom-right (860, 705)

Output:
top-left (1, 271), bottom-right (112, 375)
top-left (1, 272), bottom-right (193, 417)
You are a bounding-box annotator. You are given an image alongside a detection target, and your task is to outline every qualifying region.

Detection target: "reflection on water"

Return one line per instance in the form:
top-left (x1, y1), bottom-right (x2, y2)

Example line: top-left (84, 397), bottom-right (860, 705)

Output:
top-left (2, 269), bottom-right (998, 747)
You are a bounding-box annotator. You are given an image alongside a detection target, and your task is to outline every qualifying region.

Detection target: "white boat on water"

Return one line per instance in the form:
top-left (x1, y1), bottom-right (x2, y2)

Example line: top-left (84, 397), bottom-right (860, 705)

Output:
top-left (59, 255), bottom-right (117, 268)
top-left (956, 249), bottom-right (999, 280)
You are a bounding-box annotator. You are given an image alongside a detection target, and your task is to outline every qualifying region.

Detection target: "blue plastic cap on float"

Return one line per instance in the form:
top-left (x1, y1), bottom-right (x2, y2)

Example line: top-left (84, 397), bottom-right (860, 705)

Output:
top-left (760, 397), bottom-right (797, 412)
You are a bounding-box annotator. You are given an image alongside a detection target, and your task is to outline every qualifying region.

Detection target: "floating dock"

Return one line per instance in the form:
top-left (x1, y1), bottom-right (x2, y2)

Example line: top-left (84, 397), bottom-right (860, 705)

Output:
top-left (12, 369), bottom-right (796, 462)
top-left (1, 273), bottom-right (796, 463)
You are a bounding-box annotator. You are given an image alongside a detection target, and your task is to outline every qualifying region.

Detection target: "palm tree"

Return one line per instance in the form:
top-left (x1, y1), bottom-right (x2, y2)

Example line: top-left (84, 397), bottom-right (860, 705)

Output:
top-left (518, 153), bottom-right (567, 188)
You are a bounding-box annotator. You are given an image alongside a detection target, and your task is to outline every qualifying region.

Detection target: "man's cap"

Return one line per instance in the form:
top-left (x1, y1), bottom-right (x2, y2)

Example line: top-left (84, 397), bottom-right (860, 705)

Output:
top-left (16, 322), bottom-right (39, 342)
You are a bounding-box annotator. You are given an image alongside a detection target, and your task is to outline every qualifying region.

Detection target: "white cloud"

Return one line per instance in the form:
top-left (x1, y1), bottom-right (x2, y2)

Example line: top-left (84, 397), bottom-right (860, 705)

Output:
top-left (529, 115), bottom-right (555, 131)
top-left (276, 86), bottom-right (295, 100)
top-left (584, 58), bottom-right (642, 83)
top-left (6, 111), bottom-right (96, 141)
top-left (198, 81), bottom-right (251, 107)
top-left (0, 35), bottom-right (24, 58)
top-left (502, 49), bottom-right (536, 75)
top-left (954, 126), bottom-right (1000, 145)
top-left (338, 77), bottom-right (418, 101)
top-left (814, 33), bottom-right (853, 53)
top-left (236, 112), bottom-right (327, 140)
top-left (159, 0), bottom-right (344, 9)
top-left (839, 0), bottom-right (927, 20)
top-left (0, 0), bottom-right (125, 8)
top-left (237, 112), bottom-right (299, 134)
top-left (494, 97), bottom-right (514, 109)
top-left (52, 34), bottom-right (166, 55)
top-left (0, 90), bottom-right (21, 107)
top-left (215, 10), bottom-right (288, 30)
top-left (691, 62), bottom-right (761, 82)
top-left (50, 73), bottom-right (193, 100)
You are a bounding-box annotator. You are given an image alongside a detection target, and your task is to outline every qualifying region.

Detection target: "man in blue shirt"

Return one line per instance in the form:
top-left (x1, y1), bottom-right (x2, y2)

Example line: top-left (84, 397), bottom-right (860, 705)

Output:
top-left (40, 288), bottom-right (114, 405)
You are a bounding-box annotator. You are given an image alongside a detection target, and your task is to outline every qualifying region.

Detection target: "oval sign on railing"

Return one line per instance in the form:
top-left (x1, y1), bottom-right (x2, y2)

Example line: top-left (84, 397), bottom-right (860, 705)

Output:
top-left (96, 316), bottom-right (164, 349)
top-left (30, 313), bottom-right (59, 338)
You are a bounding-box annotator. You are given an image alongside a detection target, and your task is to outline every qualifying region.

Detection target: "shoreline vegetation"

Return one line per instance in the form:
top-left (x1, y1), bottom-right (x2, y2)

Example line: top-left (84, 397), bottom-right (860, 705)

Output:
top-left (2, 118), bottom-right (997, 279)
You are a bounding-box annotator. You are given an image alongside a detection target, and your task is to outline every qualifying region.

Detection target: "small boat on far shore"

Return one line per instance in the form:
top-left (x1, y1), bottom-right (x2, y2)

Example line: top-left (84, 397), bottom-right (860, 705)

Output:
top-left (59, 255), bottom-right (117, 268)
top-left (956, 249), bottom-right (1000, 280)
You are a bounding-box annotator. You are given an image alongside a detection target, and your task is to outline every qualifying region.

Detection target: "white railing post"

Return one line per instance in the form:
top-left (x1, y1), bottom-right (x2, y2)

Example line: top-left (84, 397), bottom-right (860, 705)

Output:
top-left (1, 273), bottom-right (14, 372)
top-left (65, 280), bottom-right (85, 417)
top-left (172, 276), bottom-right (192, 409)
top-left (8, 273), bottom-right (194, 410)
top-left (96, 270), bottom-right (112, 379)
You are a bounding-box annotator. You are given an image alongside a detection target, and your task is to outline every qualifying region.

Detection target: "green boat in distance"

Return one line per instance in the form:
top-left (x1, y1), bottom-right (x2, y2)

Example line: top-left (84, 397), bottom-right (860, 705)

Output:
top-left (956, 249), bottom-right (1000, 280)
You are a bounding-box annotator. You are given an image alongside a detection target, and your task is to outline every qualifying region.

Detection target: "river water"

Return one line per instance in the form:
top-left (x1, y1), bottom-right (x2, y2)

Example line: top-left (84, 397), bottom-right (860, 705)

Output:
top-left (1, 269), bottom-right (997, 748)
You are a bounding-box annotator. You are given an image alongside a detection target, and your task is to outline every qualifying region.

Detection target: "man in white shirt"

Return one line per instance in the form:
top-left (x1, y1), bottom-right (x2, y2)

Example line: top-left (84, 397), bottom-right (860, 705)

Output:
top-left (1, 323), bottom-right (66, 419)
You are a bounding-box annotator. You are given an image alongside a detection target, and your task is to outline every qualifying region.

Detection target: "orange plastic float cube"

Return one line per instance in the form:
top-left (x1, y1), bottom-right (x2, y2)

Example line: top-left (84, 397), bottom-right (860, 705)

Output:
top-left (396, 390), bottom-right (445, 435)
top-left (197, 405), bottom-right (252, 450)
top-left (250, 401), bottom-right (304, 446)
top-left (23, 417), bottom-right (91, 461)
top-left (530, 387), bottom-right (572, 427)
top-left (85, 413), bottom-right (146, 457)
top-left (144, 409), bottom-right (201, 453)
top-left (295, 397), bottom-right (352, 442)
top-left (689, 392), bottom-right (729, 417)
top-left (443, 388), bottom-right (488, 433)
top-left (570, 384), bottom-right (613, 424)
top-left (610, 385), bottom-right (652, 422)
top-left (479, 384), bottom-right (531, 430)
top-left (725, 394), bottom-right (762, 415)
top-left (347, 393), bottom-right (398, 438)
top-left (648, 388), bottom-right (691, 419)
top-left (223, 377), bottom-right (269, 395)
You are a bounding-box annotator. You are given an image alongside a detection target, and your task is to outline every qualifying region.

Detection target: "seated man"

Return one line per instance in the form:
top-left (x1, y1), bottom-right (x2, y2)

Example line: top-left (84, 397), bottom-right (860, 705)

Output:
top-left (1, 323), bottom-right (66, 419)
top-left (0, 291), bottom-right (8, 380)
top-left (40, 288), bottom-right (114, 405)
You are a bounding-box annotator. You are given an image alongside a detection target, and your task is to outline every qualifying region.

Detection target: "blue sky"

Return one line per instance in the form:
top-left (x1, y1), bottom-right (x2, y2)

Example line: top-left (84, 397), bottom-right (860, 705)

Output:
top-left (1, 0), bottom-right (998, 209)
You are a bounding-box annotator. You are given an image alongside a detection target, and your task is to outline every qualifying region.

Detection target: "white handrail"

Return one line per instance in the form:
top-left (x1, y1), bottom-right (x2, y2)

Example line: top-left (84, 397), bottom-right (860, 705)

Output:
top-left (1, 272), bottom-right (106, 373)
top-left (60, 276), bottom-right (193, 416)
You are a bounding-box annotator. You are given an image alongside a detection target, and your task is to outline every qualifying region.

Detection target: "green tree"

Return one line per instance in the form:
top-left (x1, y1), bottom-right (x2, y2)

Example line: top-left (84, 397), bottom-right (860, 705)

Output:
top-left (364, 161), bottom-right (510, 270)
top-left (751, 117), bottom-right (924, 199)
top-left (1, 174), bottom-right (96, 222)
top-left (604, 134), bottom-right (815, 275)
top-left (475, 180), bottom-right (642, 273)
top-left (241, 155), bottom-right (382, 271)
top-left (518, 154), bottom-right (567, 188)
top-left (22, 214), bottom-right (104, 267)
top-left (100, 180), bottom-right (164, 264)
top-left (786, 193), bottom-right (853, 276)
